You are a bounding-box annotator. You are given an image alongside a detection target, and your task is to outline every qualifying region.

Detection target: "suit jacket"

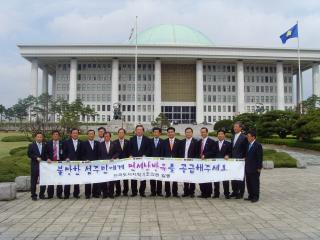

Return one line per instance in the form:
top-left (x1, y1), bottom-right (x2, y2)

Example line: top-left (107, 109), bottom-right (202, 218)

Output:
top-left (27, 142), bottom-right (46, 168)
top-left (163, 138), bottom-right (180, 158)
top-left (198, 137), bottom-right (215, 159)
top-left (245, 141), bottom-right (263, 173)
top-left (214, 140), bottom-right (232, 158)
top-left (129, 135), bottom-right (150, 157)
top-left (80, 140), bottom-right (100, 161)
top-left (62, 138), bottom-right (82, 160)
top-left (179, 138), bottom-right (198, 158)
top-left (45, 140), bottom-right (64, 161)
top-left (98, 141), bottom-right (119, 160)
top-left (231, 133), bottom-right (248, 159)
top-left (148, 138), bottom-right (165, 157)
top-left (113, 139), bottom-right (130, 159)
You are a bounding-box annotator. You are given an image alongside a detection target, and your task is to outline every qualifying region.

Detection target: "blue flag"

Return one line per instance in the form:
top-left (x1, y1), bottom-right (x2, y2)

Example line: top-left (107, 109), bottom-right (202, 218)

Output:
top-left (280, 24), bottom-right (298, 44)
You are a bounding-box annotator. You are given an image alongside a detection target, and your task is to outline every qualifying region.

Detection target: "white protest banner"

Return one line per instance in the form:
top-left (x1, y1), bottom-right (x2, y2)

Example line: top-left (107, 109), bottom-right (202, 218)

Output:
top-left (39, 157), bottom-right (244, 185)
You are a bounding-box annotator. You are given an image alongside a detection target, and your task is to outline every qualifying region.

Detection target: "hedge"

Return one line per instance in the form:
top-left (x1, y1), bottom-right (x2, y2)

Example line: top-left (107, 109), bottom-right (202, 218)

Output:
top-left (1, 135), bottom-right (32, 142)
top-left (259, 138), bottom-right (320, 152)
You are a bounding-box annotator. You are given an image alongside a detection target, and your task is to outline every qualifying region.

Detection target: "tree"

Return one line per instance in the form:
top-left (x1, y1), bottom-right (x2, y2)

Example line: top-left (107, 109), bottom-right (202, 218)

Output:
top-left (151, 113), bottom-right (170, 130)
top-left (233, 113), bottom-right (260, 132)
top-left (0, 104), bottom-right (5, 123)
top-left (301, 95), bottom-right (320, 113)
top-left (213, 119), bottom-right (233, 132)
top-left (293, 109), bottom-right (320, 140)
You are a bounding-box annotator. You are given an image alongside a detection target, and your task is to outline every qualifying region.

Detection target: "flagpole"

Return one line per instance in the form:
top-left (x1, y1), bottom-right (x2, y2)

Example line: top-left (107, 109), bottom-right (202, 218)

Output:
top-left (297, 20), bottom-right (303, 114)
top-left (134, 16), bottom-right (138, 125)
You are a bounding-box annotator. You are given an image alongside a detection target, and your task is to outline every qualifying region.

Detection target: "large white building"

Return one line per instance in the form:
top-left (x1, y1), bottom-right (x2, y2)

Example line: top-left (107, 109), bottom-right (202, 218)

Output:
top-left (18, 24), bottom-right (320, 124)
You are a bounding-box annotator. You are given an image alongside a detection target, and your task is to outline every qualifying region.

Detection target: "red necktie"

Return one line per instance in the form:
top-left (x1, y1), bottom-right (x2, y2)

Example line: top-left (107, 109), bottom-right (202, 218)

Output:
top-left (53, 142), bottom-right (57, 161)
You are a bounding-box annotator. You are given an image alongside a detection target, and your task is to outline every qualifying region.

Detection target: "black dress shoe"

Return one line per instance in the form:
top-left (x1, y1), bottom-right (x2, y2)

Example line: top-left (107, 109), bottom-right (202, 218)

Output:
top-left (150, 193), bottom-right (156, 197)
top-left (190, 194), bottom-right (195, 198)
top-left (57, 195), bottom-right (63, 199)
top-left (157, 193), bottom-right (163, 197)
top-left (123, 193), bottom-right (128, 196)
top-left (251, 198), bottom-right (259, 203)
top-left (32, 197), bottom-right (37, 201)
top-left (39, 195), bottom-right (46, 200)
top-left (64, 196), bottom-right (69, 199)
top-left (115, 193), bottom-right (121, 197)
top-left (131, 193), bottom-right (137, 197)
top-left (109, 195), bottom-right (115, 199)
top-left (182, 193), bottom-right (189, 197)
top-left (140, 193), bottom-right (146, 197)
top-left (244, 197), bottom-right (252, 201)
top-left (198, 195), bottom-right (207, 198)
top-left (235, 195), bottom-right (242, 199)
top-left (73, 195), bottom-right (80, 199)
top-left (86, 196), bottom-right (91, 199)
top-left (212, 195), bottom-right (219, 199)
top-left (102, 195), bottom-right (108, 199)
top-left (165, 194), bottom-right (171, 198)
top-left (230, 193), bottom-right (237, 198)
top-left (225, 195), bottom-right (230, 199)
top-left (173, 194), bottom-right (180, 198)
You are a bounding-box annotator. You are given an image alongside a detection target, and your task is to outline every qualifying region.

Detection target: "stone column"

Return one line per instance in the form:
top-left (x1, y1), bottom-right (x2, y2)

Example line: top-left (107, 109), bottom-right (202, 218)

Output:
top-left (69, 58), bottom-right (77, 103)
top-left (237, 60), bottom-right (245, 114)
top-left (42, 66), bottom-right (48, 94)
top-left (196, 59), bottom-right (204, 124)
top-left (312, 63), bottom-right (320, 97)
top-left (154, 58), bottom-right (161, 120)
top-left (52, 72), bottom-right (56, 99)
top-left (111, 58), bottom-right (119, 106)
top-left (31, 59), bottom-right (38, 97)
top-left (276, 61), bottom-right (285, 110)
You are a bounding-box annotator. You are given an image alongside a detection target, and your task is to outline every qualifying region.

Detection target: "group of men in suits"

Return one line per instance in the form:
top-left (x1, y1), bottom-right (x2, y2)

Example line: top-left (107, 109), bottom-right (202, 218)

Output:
top-left (28, 122), bottom-right (263, 203)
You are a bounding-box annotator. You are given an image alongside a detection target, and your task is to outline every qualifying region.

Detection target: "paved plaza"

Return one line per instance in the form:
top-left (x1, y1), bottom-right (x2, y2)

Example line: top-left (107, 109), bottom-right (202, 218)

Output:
top-left (0, 166), bottom-right (320, 240)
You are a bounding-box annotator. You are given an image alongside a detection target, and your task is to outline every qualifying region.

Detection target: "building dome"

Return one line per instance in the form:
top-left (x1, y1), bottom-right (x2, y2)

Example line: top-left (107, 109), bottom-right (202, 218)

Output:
top-left (128, 24), bottom-right (213, 46)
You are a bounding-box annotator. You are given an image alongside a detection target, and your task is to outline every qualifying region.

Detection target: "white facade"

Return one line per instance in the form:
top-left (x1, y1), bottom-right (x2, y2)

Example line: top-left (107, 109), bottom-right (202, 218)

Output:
top-left (19, 44), bottom-right (320, 124)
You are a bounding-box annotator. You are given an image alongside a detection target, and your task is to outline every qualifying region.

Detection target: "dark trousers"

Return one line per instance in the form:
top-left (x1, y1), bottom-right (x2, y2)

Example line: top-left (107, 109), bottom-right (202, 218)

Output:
top-left (100, 181), bottom-right (114, 197)
top-left (115, 180), bottom-right (129, 195)
top-left (199, 183), bottom-right (212, 197)
top-left (231, 179), bottom-right (245, 197)
top-left (92, 183), bottom-right (100, 197)
top-left (183, 183), bottom-right (195, 195)
top-left (31, 166), bottom-right (46, 198)
top-left (165, 181), bottom-right (178, 196)
top-left (131, 180), bottom-right (138, 194)
top-left (150, 180), bottom-right (162, 195)
top-left (46, 185), bottom-right (63, 198)
top-left (64, 184), bottom-right (80, 197)
top-left (213, 181), bottom-right (230, 196)
top-left (85, 184), bottom-right (91, 197)
top-left (245, 172), bottom-right (260, 200)
top-left (139, 180), bottom-right (146, 195)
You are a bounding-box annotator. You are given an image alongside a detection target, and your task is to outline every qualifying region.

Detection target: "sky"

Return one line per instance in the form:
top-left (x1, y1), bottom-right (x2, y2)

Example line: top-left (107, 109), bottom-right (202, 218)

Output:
top-left (1, 0), bottom-right (320, 107)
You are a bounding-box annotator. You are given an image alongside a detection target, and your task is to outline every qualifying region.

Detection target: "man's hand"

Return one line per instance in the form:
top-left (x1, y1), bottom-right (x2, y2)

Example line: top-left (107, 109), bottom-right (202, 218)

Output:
top-left (66, 158), bottom-right (70, 162)
top-left (257, 169), bottom-right (261, 173)
top-left (37, 157), bottom-right (42, 162)
top-left (201, 155), bottom-right (205, 160)
top-left (224, 155), bottom-right (229, 160)
top-left (47, 159), bottom-right (52, 163)
top-left (85, 160), bottom-right (90, 163)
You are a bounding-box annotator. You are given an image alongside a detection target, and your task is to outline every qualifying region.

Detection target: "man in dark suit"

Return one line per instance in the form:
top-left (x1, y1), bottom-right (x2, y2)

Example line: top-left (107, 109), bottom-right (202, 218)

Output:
top-left (81, 129), bottom-right (100, 199)
top-left (230, 122), bottom-right (248, 199)
top-left (148, 127), bottom-right (165, 197)
top-left (163, 127), bottom-right (180, 198)
top-left (27, 132), bottom-right (46, 201)
top-left (96, 127), bottom-right (106, 143)
top-left (98, 131), bottom-right (119, 198)
top-left (113, 128), bottom-right (130, 196)
top-left (129, 125), bottom-right (150, 197)
top-left (179, 127), bottom-right (198, 198)
top-left (62, 128), bottom-right (82, 199)
top-left (45, 130), bottom-right (64, 199)
top-left (244, 130), bottom-right (263, 203)
top-left (213, 130), bottom-right (232, 199)
top-left (198, 127), bottom-right (215, 198)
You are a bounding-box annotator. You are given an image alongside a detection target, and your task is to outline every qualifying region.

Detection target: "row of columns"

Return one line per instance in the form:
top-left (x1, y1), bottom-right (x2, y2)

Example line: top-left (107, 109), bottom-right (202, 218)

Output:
top-left (31, 58), bottom-right (320, 124)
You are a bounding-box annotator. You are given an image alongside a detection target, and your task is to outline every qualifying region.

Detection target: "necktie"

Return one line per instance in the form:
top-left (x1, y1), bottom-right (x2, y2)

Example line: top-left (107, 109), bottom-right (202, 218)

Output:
top-left (170, 139), bottom-right (173, 151)
top-left (120, 140), bottom-right (124, 150)
top-left (219, 141), bottom-right (223, 151)
top-left (200, 140), bottom-right (204, 155)
top-left (53, 142), bottom-right (57, 161)
top-left (154, 138), bottom-right (158, 147)
top-left (38, 143), bottom-right (42, 155)
top-left (137, 137), bottom-right (141, 150)
top-left (248, 143), bottom-right (253, 152)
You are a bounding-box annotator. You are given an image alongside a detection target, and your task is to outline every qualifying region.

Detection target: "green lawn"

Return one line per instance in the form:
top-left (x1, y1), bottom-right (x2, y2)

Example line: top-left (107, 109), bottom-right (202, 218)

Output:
top-left (263, 149), bottom-right (297, 168)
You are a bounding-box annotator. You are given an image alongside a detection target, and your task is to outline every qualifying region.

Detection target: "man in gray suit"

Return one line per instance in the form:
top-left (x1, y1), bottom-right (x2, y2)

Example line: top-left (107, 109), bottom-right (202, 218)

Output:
top-left (230, 122), bottom-right (248, 199)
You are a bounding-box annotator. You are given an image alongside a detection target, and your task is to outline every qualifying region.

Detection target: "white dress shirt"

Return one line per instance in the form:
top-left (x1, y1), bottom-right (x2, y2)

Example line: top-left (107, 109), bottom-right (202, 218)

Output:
top-left (218, 140), bottom-right (224, 151)
top-left (184, 138), bottom-right (192, 158)
top-left (72, 139), bottom-right (78, 151)
top-left (233, 132), bottom-right (241, 146)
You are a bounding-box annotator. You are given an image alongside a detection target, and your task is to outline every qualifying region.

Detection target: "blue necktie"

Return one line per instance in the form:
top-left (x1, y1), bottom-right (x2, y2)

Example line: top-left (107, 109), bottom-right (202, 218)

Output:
top-left (137, 137), bottom-right (141, 150)
top-left (37, 143), bottom-right (42, 154)
top-left (154, 138), bottom-right (159, 147)
top-left (248, 143), bottom-right (253, 152)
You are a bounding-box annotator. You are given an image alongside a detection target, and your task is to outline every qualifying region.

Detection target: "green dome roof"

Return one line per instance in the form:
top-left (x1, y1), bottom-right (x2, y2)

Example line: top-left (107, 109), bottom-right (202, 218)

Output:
top-left (129, 24), bottom-right (213, 46)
